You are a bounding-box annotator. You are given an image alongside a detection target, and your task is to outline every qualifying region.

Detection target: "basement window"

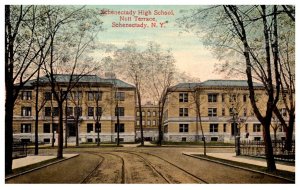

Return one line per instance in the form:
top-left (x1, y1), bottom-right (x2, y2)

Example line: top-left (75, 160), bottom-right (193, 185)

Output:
top-left (211, 137), bottom-right (218, 141)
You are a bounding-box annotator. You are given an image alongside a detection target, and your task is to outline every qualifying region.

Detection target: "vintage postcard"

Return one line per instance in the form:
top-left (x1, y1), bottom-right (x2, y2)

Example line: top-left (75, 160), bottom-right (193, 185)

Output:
top-left (3, 0), bottom-right (296, 187)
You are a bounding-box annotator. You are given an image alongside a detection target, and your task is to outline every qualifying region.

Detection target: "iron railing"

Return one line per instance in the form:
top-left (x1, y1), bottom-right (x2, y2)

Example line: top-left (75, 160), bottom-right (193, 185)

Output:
top-left (12, 142), bottom-right (27, 159)
top-left (240, 140), bottom-right (295, 162)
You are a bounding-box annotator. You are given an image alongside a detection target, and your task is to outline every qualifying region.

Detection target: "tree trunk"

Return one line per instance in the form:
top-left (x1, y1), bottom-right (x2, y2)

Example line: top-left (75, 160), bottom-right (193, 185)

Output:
top-left (195, 90), bottom-right (206, 156)
top-left (75, 119), bottom-right (79, 147)
top-left (285, 120), bottom-right (294, 151)
top-left (96, 122), bottom-right (100, 146)
top-left (64, 99), bottom-right (68, 148)
top-left (273, 107), bottom-right (294, 151)
top-left (5, 5), bottom-right (14, 175)
top-left (52, 128), bottom-right (55, 147)
top-left (34, 69), bottom-right (40, 155)
top-left (34, 100), bottom-right (39, 155)
top-left (273, 129), bottom-right (277, 147)
top-left (51, 99), bottom-right (55, 147)
top-left (262, 120), bottom-right (276, 172)
top-left (197, 109), bottom-right (206, 156)
top-left (57, 102), bottom-right (64, 159)
top-left (157, 103), bottom-right (163, 146)
top-left (137, 89), bottom-right (144, 146)
top-left (5, 92), bottom-right (14, 175)
top-left (75, 97), bottom-right (80, 147)
top-left (116, 101), bottom-right (120, 146)
top-left (284, 112), bottom-right (294, 151)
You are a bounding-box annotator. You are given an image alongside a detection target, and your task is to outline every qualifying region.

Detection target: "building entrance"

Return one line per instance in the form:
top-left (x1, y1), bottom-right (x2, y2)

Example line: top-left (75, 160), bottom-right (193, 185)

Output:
top-left (68, 123), bottom-right (76, 136)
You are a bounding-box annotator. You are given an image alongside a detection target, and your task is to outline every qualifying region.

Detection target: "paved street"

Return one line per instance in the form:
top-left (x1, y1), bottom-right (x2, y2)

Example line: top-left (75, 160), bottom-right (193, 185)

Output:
top-left (6, 147), bottom-right (294, 184)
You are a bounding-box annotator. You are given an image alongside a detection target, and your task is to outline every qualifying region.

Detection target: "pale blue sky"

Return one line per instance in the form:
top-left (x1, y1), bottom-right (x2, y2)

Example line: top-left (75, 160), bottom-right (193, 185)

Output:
top-left (89, 5), bottom-right (224, 81)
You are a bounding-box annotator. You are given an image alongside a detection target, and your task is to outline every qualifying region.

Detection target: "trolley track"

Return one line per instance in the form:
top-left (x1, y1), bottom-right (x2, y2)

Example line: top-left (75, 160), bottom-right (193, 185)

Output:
top-left (115, 151), bottom-right (171, 183)
top-left (102, 152), bottom-right (126, 183)
top-left (80, 152), bottom-right (105, 183)
top-left (81, 151), bottom-right (125, 184)
top-left (117, 150), bottom-right (208, 184)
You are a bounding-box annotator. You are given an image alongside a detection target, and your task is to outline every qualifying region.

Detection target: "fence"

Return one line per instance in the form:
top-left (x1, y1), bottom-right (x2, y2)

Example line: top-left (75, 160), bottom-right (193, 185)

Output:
top-left (12, 142), bottom-right (27, 159)
top-left (240, 140), bottom-right (295, 162)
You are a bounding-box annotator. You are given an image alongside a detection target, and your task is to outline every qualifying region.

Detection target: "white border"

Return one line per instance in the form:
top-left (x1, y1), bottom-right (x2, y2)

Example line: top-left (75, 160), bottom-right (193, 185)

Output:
top-left (1, 1), bottom-right (298, 190)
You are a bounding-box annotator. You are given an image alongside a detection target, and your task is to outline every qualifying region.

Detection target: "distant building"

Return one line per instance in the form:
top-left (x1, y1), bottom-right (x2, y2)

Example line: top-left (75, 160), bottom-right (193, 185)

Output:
top-left (136, 102), bottom-right (159, 141)
top-left (163, 80), bottom-right (290, 142)
top-left (13, 74), bottom-right (136, 144)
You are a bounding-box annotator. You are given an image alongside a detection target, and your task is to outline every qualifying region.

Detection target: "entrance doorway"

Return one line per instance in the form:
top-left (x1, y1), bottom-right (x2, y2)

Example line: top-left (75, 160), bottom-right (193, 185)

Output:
top-left (68, 123), bottom-right (76, 136)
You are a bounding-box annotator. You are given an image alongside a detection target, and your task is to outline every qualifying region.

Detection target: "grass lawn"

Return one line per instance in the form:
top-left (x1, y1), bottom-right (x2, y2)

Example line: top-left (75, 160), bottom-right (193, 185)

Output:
top-left (193, 154), bottom-right (295, 181)
top-left (160, 141), bottom-right (235, 146)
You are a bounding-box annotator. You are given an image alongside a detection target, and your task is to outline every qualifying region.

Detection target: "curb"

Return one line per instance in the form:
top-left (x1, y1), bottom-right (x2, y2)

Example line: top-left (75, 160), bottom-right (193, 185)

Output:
top-left (5, 154), bottom-right (79, 180)
top-left (159, 145), bottom-right (235, 148)
top-left (182, 153), bottom-right (295, 183)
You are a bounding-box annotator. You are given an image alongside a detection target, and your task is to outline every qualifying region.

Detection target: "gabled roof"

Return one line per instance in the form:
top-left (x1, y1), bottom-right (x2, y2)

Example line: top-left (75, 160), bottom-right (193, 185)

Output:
top-left (22, 74), bottom-right (135, 88)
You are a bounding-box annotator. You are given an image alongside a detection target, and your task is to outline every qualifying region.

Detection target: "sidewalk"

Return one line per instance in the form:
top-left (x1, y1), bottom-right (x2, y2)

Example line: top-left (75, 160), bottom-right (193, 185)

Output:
top-left (183, 152), bottom-right (295, 173)
top-left (13, 154), bottom-right (78, 169)
top-left (122, 141), bottom-right (156, 147)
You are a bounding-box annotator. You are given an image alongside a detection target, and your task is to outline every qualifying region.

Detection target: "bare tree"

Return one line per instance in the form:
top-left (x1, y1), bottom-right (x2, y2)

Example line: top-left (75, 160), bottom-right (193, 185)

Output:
top-left (5, 5), bottom-right (53, 174)
top-left (177, 5), bottom-right (295, 172)
top-left (100, 57), bottom-right (124, 146)
top-left (222, 5), bottom-right (282, 171)
top-left (68, 89), bottom-right (83, 146)
top-left (143, 42), bottom-right (176, 146)
top-left (192, 87), bottom-right (206, 155)
top-left (225, 90), bottom-right (251, 155)
top-left (41, 5), bottom-right (103, 158)
top-left (33, 76), bottom-right (48, 155)
top-left (112, 41), bottom-right (147, 146)
top-left (178, 5), bottom-right (295, 153)
top-left (85, 77), bottom-right (111, 146)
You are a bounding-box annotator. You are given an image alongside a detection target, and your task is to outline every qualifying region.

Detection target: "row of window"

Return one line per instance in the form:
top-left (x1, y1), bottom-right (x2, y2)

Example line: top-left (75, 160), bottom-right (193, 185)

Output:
top-left (178, 107), bottom-right (287, 117)
top-left (18, 137), bottom-right (129, 144)
top-left (178, 123), bottom-right (263, 133)
top-left (137, 110), bottom-right (157, 117)
top-left (136, 120), bottom-right (157, 126)
top-left (20, 123), bottom-right (126, 133)
top-left (179, 136), bottom-right (264, 142)
top-left (20, 106), bottom-right (287, 118)
top-left (19, 91), bottom-right (248, 103)
top-left (178, 93), bottom-right (249, 103)
top-left (21, 106), bottom-right (126, 117)
top-left (21, 91), bottom-right (126, 101)
top-left (20, 122), bottom-right (286, 134)
top-left (21, 123), bottom-right (58, 133)
top-left (178, 107), bottom-right (238, 117)
top-left (87, 123), bottom-right (125, 133)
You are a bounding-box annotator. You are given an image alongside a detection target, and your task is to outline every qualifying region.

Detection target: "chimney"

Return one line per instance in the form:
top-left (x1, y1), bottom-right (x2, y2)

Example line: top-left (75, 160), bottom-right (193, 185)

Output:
top-left (104, 72), bottom-right (116, 79)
